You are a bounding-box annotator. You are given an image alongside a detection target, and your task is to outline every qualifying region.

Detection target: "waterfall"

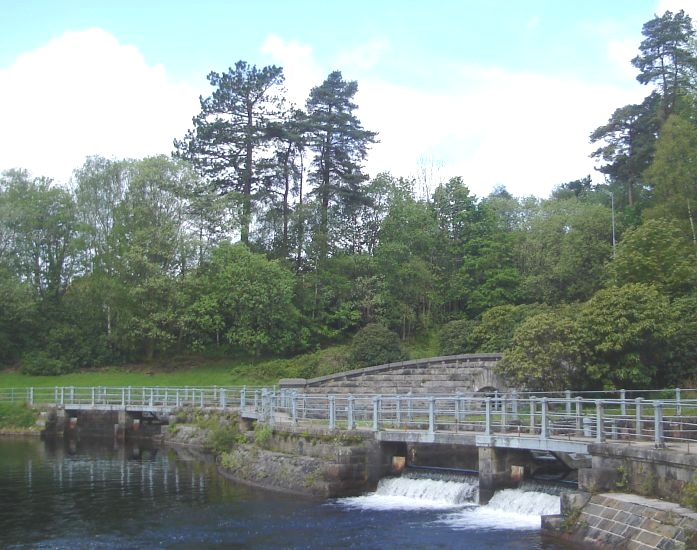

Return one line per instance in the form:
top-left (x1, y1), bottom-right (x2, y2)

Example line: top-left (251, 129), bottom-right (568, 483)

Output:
top-left (486, 488), bottom-right (560, 516)
top-left (376, 476), bottom-right (479, 505)
top-left (336, 473), bottom-right (561, 527)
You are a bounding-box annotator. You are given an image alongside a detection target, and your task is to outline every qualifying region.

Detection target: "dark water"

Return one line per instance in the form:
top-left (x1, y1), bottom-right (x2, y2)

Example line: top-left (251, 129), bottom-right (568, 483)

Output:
top-left (0, 438), bottom-right (573, 549)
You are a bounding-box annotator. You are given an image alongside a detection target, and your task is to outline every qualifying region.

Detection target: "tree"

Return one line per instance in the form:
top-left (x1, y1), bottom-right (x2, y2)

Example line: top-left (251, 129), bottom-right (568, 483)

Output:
top-left (0, 169), bottom-right (77, 302)
top-left (577, 284), bottom-right (672, 389)
top-left (193, 243), bottom-right (304, 355)
top-left (515, 197), bottom-right (612, 304)
top-left (590, 94), bottom-right (661, 208)
top-left (607, 217), bottom-right (697, 297)
top-left (632, 9), bottom-right (697, 119)
top-left (497, 308), bottom-right (582, 391)
top-left (306, 71), bottom-right (377, 260)
top-left (644, 113), bottom-right (697, 240)
top-left (175, 61), bottom-right (286, 244)
top-left (257, 109), bottom-right (308, 260)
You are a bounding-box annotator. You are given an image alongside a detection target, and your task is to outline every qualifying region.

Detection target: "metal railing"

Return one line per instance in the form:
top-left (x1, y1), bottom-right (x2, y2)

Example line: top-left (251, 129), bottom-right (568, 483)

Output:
top-left (0, 385), bottom-right (268, 410)
top-left (3, 385), bottom-right (697, 450)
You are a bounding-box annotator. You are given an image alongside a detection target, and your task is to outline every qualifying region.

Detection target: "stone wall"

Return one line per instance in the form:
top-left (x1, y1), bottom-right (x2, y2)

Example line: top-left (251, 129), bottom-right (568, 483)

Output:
top-left (280, 353), bottom-right (504, 396)
top-left (216, 428), bottom-right (394, 498)
top-left (579, 444), bottom-right (697, 502)
top-left (544, 491), bottom-right (697, 548)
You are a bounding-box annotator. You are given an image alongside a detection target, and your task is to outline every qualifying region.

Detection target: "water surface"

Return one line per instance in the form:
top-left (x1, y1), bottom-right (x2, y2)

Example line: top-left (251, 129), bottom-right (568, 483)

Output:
top-left (0, 437), bottom-right (572, 549)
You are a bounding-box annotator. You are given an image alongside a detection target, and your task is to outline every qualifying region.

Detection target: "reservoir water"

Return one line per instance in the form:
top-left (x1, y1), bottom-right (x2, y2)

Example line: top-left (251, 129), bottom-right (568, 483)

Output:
top-left (0, 437), bottom-right (573, 549)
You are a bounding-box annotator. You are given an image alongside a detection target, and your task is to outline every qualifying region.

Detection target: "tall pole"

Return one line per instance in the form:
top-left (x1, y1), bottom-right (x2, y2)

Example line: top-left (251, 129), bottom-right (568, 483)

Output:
top-left (610, 191), bottom-right (616, 259)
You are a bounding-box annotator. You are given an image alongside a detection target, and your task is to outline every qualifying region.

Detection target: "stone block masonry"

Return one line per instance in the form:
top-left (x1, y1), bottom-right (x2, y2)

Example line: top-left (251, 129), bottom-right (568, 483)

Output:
top-left (280, 353), bottom-right (505, 396)
top-left (545, 491), bottom-right (697, 549)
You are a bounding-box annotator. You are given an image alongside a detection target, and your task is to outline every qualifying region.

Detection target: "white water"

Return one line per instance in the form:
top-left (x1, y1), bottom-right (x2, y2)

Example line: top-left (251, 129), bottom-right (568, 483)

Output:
top-left (336, 476), bottom-right (561, 531)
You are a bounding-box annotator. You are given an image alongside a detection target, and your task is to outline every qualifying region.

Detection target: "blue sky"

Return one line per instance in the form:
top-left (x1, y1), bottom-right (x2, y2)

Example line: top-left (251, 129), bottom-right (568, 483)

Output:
top-left (0, 0), bottom-right (691, 197)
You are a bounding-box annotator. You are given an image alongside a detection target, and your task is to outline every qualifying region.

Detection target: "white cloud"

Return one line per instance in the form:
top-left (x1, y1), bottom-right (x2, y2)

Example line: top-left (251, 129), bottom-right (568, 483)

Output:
top-left (357, 66), bottom-right (646, 198)
top-left (1, 30), bottom-right (648, 199)
top-left (656, 0), bottom-right (697, 17)
top-left (0, 28), bottom-right (201, 183)
top-left (607, 38), bottom-right (639, 78)
top-left (261, 33), bottom-right (322, 108)
top-left (336, 38), bottom-right (390, 70)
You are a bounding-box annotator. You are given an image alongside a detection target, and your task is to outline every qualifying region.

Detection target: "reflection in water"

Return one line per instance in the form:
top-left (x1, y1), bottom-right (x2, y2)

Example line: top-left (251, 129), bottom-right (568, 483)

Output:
top-left (0, 437), bottom-right (570, 549)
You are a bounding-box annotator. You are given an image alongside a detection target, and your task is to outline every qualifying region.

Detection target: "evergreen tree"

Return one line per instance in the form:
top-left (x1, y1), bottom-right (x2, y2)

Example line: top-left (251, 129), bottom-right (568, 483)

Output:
top-left (305, 71), bottom-right (377, 260)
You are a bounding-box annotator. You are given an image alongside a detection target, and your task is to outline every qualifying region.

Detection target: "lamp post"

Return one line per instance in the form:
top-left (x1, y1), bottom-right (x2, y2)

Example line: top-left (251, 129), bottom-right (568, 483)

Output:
top-left (603, 189), bottom-right (616, 258)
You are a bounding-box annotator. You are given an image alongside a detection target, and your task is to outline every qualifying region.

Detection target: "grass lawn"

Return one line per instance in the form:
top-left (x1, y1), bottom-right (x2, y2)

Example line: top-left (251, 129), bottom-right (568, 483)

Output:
top-left (0, 336), bottom-right (439, 391)
top-left (0, 358), bottom-right (275, 390)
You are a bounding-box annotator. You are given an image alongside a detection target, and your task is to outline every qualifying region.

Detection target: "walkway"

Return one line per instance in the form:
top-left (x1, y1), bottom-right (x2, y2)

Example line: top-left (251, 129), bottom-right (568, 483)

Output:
top-left (3, 385), bottom-right (696, 455)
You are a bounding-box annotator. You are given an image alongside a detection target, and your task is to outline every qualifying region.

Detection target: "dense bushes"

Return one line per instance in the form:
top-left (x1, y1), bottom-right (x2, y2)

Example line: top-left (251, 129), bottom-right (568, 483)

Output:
top-left (349, 323), bottom-right (407, 368)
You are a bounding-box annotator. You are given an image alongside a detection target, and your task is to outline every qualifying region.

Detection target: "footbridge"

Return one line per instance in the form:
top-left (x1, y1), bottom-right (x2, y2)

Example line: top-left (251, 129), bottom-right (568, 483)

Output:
top-left (4, 383), bottom-right (697, 503)
top-left (4, 384), bottom-right (695, 454)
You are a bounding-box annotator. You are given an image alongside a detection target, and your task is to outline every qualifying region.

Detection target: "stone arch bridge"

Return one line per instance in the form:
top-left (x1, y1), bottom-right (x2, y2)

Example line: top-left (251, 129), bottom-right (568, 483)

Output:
top-left (279, 353), bottom-right (506, 396)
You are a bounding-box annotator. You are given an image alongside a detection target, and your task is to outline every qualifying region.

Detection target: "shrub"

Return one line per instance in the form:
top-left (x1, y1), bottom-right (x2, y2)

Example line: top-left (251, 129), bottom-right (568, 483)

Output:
top-left (349, 323), bottom-right (407, 368)
top-left (20, 351), bottom-right (75, 376)
top-left (439, 319), bottom-right (475, 355)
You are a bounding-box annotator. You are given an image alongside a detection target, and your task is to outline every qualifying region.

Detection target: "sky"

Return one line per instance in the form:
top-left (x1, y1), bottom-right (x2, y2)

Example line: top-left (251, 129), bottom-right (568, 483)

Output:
top-left (0, 0), bottom-right (694, 199)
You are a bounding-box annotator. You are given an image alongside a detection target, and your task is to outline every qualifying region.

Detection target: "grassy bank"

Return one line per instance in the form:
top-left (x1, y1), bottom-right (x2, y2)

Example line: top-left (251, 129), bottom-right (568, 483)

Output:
top-left (0, 334), bottom-right (439, 390)
top-left (0, 402), bottom-right (38, 430)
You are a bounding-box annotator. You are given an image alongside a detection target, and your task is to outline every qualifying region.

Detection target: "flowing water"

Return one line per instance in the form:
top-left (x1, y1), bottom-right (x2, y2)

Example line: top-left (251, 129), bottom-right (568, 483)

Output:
top-left (0, 437), bottom-right (573, 549)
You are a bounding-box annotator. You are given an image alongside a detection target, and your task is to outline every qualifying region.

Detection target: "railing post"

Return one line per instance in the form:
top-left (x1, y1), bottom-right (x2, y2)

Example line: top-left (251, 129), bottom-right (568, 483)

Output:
top-left (372, 396), bottom-right (380, 432)
top-left (494, 390), bottom-right (499, 411)
top-left (347, 395), bottom-right (354, 430)
top-left (407, 391), bottom-right (413, 422)
top-left (240, 387), bottom-right (246, 409)
top-left (292, 394), bottom-right (298, 425)
top-left (540, 398), bottom-right (548, 440)
top-left (149, 388), bottom-right (154, 407)
top-left (60, 387), bottom-right (64, 406)
top-left (485, 397), bottom-right (492, 436)
top-left (429, 397), bottom-right (436, 435)
top-left (529, 396), bottom-right (536, 434)
top-left (176, 389), bottom-right (181, 408)
top-left (54, 387), bottom-right (58, 404)
top-left (220, 388), bottom-right (226, 409)
top-left (635, 398), bottom-right (643, 439)
top-left (127, 386), bottom-right (132, 406)
top-left (676, 388), bottom-right (682, 416)
top-left (91, 387), bottom-right (95, 406)
top-left (565, 390), bottom-right (572, 416)
top-left (455, 392), bottom-right (462, 423)
top-left (329, 396), bottom-right (336, 431)
top-left (396, 396), bottom-right (401, 429)
top-left (595, 400), bottom-right (605, 443)
top-left (121, 388), bottom-right (125, 407)
top-left (575, 396), bottom-right (582, 434)
top-left (620, 389), bottom-right (626, 416)
top-left (501, 395), bottom-right (507, 432)
top-left (654, 401), bottom-right (665, 448)
top-left (29, 387), bottom-right (33, 406)
top-left (511, 390), bottom-right (518, 421)
top-left (70, 386), bottom-right (74, 404)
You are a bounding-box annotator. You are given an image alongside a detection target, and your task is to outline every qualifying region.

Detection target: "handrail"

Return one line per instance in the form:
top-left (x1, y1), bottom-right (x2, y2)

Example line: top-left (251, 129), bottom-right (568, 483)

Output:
top-left (3, 385), bottom-right (697, 450)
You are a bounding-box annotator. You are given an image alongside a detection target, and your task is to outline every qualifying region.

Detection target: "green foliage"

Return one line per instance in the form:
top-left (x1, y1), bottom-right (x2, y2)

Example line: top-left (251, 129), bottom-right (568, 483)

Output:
top-left (578, 283), bottom-right (672, 389)
top-left (498, 308), bottom-right (582, 391)
top-left (682, 476), bottom-right (697, 511)
top-left (0, 402), bottom-right (37, 430)
top-left (349, 323), bottom-right (407, 368)
top-left (439, 319), bottom-right (475, 355)
top-left (608, 218), bottom-right (697, 296)
top-left (254, 423), bottom-right (273, 447)
top-left (193, 243), bottom-right (306, 355)
top-left (470, 304), bottom-right (548, 353)
top-left (20, 351), bottom-right (75, 376)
